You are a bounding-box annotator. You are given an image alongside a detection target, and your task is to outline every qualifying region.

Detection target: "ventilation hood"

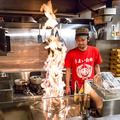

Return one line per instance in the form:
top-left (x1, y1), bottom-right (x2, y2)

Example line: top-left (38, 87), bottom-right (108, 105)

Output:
top-left (0, 0), bottom-right (112, 29)
top-left (0, 0), bottom-right (108, 21)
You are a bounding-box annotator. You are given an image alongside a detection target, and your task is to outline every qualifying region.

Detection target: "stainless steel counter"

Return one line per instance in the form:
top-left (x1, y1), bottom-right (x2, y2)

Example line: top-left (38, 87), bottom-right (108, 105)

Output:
top-left (84, 80), bottom-right (120, 117)
top-left (0, 96), bottom-right (81, 120)
top-left (67, 115), bottom-right (120, 120)
top-left (1, 98), bottom-right (120, 120)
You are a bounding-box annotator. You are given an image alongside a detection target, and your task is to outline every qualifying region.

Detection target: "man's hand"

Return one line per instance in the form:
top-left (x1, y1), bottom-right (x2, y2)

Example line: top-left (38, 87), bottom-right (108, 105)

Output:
top-left (66, 86), bottom-right (71, 95)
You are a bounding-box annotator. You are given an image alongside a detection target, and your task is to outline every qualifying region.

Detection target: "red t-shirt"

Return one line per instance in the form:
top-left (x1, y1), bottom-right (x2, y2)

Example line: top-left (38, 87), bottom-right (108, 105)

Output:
top-left (64, 46), bottom-right (103, 90)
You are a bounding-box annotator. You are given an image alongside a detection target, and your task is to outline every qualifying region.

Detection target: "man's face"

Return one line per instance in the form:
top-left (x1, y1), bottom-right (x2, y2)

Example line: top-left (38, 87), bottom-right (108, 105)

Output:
top-left (76, 38), bottom-right (88, 51)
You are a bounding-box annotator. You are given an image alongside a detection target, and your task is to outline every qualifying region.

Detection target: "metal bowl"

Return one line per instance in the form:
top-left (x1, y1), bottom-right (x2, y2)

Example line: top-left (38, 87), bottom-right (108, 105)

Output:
top-left (30, 75), bottom-right (42, 85)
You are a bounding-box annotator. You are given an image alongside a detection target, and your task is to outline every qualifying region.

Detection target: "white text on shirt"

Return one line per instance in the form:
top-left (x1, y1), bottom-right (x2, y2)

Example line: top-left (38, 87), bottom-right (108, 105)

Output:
top-left (75, 58), bottom-right (93, 64)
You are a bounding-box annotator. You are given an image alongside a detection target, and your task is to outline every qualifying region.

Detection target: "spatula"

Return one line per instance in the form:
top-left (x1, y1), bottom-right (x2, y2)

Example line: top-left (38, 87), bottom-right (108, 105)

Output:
top-left (38, 23), bottom-right (42, 43)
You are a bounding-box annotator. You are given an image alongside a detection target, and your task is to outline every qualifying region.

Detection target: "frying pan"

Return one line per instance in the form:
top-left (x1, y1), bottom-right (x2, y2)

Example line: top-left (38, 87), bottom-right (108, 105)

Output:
top-left (14, 79), bottom-right (29, 86)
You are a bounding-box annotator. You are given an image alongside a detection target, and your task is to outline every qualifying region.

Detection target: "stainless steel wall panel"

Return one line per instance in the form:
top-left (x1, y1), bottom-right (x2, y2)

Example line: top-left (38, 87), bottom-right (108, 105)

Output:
top-left (0, 28), bottom-right (77, 72)
top-left (96, 40), bottom-right (120, 72)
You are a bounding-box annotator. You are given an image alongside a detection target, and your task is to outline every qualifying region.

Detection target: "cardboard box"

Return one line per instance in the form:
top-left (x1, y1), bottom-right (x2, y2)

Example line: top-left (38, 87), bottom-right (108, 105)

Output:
top-left (92, 8), bottom-right (116, 18)
top-left (94, 15), bottom-right (112, 24)
top-left (112, 0), bottom-right (120, 7)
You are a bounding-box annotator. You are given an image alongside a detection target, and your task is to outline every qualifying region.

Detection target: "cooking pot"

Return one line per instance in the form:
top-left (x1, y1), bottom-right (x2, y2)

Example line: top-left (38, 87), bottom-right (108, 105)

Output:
top-left (30, 75), bottom-right (43, 85)
top-left (14, 79), bottom-right (29, 86)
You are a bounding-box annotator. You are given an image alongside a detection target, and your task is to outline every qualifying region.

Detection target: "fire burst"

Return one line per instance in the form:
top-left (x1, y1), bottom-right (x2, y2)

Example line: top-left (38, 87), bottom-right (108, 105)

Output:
top-left (40, 1), bottom-right (58, 29)
top-left (41, 35), bottom-right (67, 97)
top-left (40, 0), bottom-right (67, 98)
top-left (40, 1), bottom-right (69, 119)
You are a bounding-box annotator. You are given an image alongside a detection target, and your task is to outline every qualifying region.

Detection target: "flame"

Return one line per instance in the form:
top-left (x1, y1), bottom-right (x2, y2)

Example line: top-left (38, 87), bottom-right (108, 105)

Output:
top-left (41, 35), bottom-right (67, 97)
top-left (40, 1), bottom-right (71, 119)
top-left (40, 3), bottom-right (67, 97)
top-left (40, 1), bottom-right (58, 29)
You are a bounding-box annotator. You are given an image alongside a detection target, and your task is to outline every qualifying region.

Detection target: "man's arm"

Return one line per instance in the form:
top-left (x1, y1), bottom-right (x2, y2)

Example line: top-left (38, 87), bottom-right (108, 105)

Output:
top-left (66, 68), bottom-right (71, 95)
top-left (94, 64), bottom-right (100, 74)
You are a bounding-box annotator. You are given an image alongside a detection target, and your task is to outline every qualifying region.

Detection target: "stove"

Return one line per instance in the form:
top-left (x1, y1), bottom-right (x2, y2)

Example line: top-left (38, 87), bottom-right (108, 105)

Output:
top-left (13, 82), bottom-right (44, 95)
top-left (13, 85), bottom-right (28, 93)
top-left (29, 82), bottom-right (44, 95)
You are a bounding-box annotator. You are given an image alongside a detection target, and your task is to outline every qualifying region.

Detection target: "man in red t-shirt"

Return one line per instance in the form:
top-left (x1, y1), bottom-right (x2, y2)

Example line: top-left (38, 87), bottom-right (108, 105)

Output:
top-left (64, 27), bottom-right (102, 95)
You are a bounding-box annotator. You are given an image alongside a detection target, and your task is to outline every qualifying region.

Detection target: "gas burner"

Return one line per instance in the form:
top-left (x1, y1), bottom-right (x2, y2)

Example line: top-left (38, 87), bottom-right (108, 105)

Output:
top-left (29, 82), bottom-right (44, 95)
top-left (13, 85), bottom-right (29, 94)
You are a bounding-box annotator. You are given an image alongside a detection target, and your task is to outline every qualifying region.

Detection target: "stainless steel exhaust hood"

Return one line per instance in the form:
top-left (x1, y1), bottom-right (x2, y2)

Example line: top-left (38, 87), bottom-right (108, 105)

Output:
top-left (0, 17), bottom-right (94, 29)
top-left (0, 0), bottom-right (108, 26)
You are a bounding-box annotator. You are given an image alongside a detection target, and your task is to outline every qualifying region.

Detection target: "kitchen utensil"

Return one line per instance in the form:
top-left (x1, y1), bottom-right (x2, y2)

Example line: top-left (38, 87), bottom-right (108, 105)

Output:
top-left (14, 79), bottom-right (29, 86)
top-left (38, 24), bottom-right (42, 43)
top-left (12, 72), bottom-right (30, 81)
top-left (30, 75), bottom-right (42, 85)
top-left (74, 81), bottom-right (79, 103)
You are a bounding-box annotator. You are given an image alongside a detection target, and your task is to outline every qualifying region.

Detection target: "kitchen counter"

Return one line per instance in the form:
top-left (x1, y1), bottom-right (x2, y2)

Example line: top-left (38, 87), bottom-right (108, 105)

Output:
top-left (0, 69), bottom-right (46, 73)
top-left (0, 68), bottom-right (66, 73)
top-left (0, 95), bottom-right (81, 120)
top-left (67, 115), bottom-right (120, 120)
top-left (1, 97), bottom-right (120, 120)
